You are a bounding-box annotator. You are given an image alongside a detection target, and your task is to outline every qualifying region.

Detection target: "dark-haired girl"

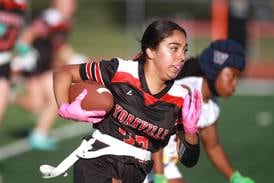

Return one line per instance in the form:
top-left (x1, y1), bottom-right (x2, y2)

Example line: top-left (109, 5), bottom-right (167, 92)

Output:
top-left (51, 20), bottom-right (202, 183)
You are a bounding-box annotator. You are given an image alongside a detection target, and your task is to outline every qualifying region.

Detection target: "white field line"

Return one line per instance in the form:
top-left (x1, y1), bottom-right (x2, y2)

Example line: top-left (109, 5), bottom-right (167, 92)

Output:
top-left (0, 123), bottom-right (92, 161)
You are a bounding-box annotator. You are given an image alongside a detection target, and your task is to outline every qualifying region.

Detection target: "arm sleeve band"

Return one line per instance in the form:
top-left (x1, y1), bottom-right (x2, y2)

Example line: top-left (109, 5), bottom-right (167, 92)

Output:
top-left (178, 137), bottom-right (200, 168)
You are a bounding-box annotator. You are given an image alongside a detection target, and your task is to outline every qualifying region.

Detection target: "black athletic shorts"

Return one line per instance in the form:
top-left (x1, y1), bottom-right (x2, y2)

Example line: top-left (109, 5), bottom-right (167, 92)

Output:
top-left (22, 40), bottom-right (53, 77)
top-left (74, 155), bottom-right (153, 183)
top-left (0, 62), bottom-right (11, 79)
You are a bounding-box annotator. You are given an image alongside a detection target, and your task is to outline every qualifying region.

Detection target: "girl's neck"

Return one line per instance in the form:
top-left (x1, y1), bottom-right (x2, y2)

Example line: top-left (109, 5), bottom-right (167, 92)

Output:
top-left (202, 78), bottom-right (212, 102)
top-left (144, 63), bottom-right (166, 95)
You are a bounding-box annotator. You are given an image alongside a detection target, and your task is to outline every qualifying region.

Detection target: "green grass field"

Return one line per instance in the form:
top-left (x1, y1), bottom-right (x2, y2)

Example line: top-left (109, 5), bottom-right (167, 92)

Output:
top-left (0, 95), bottom-right (273, 183)
top-left (180, 95), bottom-right (274, 182)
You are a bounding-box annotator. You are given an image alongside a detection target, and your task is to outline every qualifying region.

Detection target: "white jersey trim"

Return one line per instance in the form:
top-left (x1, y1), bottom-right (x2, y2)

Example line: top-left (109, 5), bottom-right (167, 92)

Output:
top-left (116, 58), bottom-right (139, 79)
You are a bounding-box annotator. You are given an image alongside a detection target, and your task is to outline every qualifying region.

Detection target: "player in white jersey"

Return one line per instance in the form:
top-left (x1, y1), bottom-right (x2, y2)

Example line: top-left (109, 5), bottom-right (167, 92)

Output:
top-left (145, 39), bottom-right (255, 183)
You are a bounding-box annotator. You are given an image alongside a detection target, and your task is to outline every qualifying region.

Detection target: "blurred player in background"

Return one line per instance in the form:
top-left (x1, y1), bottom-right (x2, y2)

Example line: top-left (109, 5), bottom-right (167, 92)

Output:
top-left (228, 0), bottom-right (250, 52)
top-left (145, 39), bottom-right (255, 183)
top-left (11, 0), bottom-right (77, 150)
top-left (0, 0), bottom-right (27, 126)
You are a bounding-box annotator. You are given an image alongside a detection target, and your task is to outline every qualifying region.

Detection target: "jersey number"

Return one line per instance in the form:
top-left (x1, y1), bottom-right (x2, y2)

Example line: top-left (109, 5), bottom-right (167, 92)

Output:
top-left (118, 128), bottom-right (148, 149)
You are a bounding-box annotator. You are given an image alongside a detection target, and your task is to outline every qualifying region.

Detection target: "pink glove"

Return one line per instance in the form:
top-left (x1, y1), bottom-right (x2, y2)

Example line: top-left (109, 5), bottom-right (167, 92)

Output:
top-left (58, 89), bottom-right (106, 123)
top-left (182, 89), bottom-right (202, 134)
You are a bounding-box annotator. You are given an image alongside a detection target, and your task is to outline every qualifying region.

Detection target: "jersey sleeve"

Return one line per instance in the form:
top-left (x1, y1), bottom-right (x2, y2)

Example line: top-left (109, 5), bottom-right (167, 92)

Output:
top-left (197, 99), bottom-right (220, 128)
top-left (79, 58), bottom-right (119, 86)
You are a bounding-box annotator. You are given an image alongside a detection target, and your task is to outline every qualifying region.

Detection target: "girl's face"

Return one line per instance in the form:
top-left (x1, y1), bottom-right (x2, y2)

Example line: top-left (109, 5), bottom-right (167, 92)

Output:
top-left (148, 30), bottom-right (187, 81)
top-left (215, 67), bottom-right (241, 98)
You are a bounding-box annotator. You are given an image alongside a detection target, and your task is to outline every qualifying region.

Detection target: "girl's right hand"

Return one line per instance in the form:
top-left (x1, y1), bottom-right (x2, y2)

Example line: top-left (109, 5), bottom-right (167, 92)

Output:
top-left (58, 89), bottom-right (106, 123)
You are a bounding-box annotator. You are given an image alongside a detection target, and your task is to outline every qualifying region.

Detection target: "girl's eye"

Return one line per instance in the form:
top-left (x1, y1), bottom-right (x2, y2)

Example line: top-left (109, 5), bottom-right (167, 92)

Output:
top-left (170, 47), bottom-right (178, 52)
top-left (183, 44), bottom-right (188, 54)
top-left (233, 73), bottom-right (239, 80)
top-left (228, 72), bottom-right (237, 81)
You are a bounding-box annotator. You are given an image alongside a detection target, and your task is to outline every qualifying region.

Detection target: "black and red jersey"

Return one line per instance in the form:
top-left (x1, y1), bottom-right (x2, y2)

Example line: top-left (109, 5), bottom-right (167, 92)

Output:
top-left (0, 0), bottom-right (26, 51)
top-left (79, 58), bottom-right (188, 153)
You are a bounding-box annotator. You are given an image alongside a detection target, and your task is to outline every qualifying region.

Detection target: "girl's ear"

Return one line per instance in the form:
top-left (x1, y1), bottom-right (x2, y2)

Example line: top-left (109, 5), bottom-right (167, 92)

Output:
top-left (145, 48), bottom-right (155, 59)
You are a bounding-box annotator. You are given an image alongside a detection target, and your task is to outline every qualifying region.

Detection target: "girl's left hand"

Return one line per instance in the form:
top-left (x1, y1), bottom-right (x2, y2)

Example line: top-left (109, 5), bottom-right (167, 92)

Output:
top-left (182, 89), bottom-right (202, 134)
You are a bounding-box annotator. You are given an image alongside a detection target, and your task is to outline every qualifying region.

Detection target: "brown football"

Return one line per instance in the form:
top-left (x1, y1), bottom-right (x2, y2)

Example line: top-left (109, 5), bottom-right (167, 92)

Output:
top-left (68, 81), bottom-right (113, 112)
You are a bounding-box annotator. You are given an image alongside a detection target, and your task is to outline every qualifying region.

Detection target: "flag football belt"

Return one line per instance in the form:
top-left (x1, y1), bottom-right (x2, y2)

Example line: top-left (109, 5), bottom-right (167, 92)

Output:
top-left (39, 129), bottom-right (151, 179)
top-left (0, 51), bottom-right (12, 66)
top-left (83, 129), bottom-right (151, 161)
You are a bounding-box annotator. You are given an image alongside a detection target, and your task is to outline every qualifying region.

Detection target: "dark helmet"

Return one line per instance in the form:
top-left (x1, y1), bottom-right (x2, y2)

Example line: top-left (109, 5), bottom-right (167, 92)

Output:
top-left (198, 39), bottom-right (246, 96)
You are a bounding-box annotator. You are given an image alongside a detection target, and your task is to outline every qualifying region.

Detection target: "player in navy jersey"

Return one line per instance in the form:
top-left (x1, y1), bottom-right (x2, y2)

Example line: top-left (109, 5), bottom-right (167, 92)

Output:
top-left (50, 20), bottom-right (202, 183)
top-left (11, 0), bottom-right (76, 150)
top-left (146, 39), bottom-right (255, 183)
top-left (0, 0), bottom-right (27, 126)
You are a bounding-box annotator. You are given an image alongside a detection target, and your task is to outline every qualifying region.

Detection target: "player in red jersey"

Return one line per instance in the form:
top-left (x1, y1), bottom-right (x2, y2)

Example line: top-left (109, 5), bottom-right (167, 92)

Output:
top-left (11, 0), bottom-right (77, 150)
top-left (45, 20), bottom-right (202, 183)
top-left (0, 0), bottom-right (27, 126)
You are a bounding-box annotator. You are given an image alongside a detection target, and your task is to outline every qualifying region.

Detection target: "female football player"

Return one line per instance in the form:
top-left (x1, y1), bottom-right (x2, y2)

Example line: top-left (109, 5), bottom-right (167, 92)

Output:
top-left (52, 19), bottom-right (202, 183)
top-left (0, 0), bottom-right (27, 126)
top-left (146, 39), bottom-right (255, 183)
top-left (12, 0), bottom-right (76, 150)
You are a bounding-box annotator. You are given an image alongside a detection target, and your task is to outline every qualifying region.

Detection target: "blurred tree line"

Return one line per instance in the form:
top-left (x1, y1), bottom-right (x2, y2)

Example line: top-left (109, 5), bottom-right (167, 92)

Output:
top-left (28, 0), bottom-right (274, 59)
top-left (29, 0), bottom-right (212, 25)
